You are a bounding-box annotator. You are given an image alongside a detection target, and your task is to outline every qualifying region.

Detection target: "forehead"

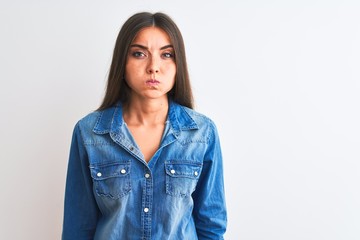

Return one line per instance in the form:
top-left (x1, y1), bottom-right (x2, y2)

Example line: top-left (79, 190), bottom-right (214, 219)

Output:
top-left (132, 27), bottom-right (171, 45)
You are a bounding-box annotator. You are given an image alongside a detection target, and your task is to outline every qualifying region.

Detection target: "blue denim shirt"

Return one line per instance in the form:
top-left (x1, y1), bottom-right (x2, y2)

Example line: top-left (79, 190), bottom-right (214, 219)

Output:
top-left (62, 101), bottom-right (227, 240)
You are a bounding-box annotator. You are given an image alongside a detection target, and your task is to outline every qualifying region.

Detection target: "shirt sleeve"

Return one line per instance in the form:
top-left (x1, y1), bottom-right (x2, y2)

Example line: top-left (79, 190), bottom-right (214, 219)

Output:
top-left (62, 122), bottom-right (99, 240)
top-left (192, 122), bottom-right (227, 239)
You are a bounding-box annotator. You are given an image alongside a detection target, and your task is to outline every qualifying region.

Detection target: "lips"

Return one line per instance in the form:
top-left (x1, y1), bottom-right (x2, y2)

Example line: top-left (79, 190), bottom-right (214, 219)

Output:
top-left (146, 79), bottom-right (160, 86)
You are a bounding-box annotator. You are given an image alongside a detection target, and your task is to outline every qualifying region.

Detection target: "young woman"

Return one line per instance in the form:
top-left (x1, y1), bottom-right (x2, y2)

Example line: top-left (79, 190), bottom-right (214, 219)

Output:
top-left (62, 12), bottom-right (227, 240)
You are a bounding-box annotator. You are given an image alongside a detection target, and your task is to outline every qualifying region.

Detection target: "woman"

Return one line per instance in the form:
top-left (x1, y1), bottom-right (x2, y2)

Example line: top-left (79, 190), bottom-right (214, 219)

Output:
top-left (62, 12), bottom-right (227, 240)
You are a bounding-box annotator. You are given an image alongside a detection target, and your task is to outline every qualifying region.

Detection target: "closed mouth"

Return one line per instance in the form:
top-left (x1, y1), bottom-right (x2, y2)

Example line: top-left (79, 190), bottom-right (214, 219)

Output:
top-left (146, 79), bottom-right (160, 85)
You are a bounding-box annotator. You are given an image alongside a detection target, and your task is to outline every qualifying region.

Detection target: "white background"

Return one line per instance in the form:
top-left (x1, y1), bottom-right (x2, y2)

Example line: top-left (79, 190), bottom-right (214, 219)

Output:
top-left (1, 0), bottom-right (359, 239)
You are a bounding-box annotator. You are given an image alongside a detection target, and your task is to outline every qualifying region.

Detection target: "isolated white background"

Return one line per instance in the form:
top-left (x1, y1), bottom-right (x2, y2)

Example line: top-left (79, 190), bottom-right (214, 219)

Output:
top-left (1, 0), bottom-right (359, 239)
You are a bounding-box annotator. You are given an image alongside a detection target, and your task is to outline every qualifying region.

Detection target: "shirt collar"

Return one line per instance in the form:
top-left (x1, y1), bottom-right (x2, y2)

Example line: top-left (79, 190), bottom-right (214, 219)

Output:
top-left (92, 101), bottom-right (198, 135)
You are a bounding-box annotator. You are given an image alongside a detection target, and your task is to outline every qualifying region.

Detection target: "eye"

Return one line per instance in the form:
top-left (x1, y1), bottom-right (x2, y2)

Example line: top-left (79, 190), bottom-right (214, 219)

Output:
top-left (131, 51), bottom-right (146, 58)
top-left (162, 52), bottom-right (174, 59)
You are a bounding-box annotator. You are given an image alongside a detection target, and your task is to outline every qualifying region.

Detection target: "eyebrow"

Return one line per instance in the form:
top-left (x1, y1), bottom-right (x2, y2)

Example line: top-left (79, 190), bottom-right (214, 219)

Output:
top-left (130, 44), bottom-right (173, 50)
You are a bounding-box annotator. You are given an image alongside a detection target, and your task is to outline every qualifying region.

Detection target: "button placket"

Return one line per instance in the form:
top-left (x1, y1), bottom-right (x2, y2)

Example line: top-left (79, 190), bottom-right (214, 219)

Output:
top-left (142, 168), bottom-right (152, 238)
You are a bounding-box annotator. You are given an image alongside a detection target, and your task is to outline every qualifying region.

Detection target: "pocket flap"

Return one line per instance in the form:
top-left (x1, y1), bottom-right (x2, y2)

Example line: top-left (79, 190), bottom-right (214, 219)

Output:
top-left (90, 162), bottom-right (130, 180)
top-left (165, 162), bottom-right (202, 179)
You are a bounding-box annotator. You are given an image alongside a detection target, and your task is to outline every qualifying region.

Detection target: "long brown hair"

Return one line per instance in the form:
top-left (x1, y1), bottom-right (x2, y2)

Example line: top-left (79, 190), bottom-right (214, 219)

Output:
top-left (98, 12), bottom-right (194, 110)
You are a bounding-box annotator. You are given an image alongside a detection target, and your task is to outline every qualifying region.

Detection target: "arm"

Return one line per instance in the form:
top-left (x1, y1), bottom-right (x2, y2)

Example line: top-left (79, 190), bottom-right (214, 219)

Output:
top-left (192, 123), bottom-right (227, 239)
top-left (62, 123), bottom-right (99, 240)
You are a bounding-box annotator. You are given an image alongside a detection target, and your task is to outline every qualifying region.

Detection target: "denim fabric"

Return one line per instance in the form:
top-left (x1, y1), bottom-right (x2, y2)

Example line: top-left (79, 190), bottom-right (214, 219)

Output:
top-left (62, 101), bottom-right (227, 240)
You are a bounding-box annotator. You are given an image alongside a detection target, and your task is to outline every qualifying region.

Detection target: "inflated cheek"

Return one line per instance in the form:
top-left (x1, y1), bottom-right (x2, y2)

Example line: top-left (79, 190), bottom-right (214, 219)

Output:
top-left (164, 62), bottom-right (176, 76)
top-left (169, 66), bottom-right (176, 84)
top-left (126, 61), bottom-right (143, 79)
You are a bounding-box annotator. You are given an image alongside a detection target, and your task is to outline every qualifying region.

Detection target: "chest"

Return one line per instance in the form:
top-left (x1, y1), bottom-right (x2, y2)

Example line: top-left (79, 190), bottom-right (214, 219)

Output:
top-left (127, 124), bottom-right (166, 162)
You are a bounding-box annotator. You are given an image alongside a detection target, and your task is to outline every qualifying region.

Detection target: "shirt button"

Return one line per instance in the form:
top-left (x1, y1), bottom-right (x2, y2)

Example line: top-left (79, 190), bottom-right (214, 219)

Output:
top-left (144, 207), bottom-right (149, 213)
top-left (120, 169), bottom-right (126, 174)
top-left (129, 146), bottom-right (134, 151)
top-left (170, 169), bottom-right (175, 174)
top-left (144, 173), bottom-right (150, 178)
top-left (97, 172), bottom-right (102, 177)
top-left (194, 171), bottom-right (198, 176)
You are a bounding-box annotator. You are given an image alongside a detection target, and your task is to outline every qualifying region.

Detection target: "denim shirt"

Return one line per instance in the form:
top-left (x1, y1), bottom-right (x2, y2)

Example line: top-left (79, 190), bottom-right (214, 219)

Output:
top-left (62, 101), bottom-right (227, 240)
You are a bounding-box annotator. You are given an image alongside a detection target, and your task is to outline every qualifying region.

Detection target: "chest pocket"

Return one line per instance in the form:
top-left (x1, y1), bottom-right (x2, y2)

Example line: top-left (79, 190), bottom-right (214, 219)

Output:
top-left (90, 161), bottom-right (131, 199)
top-left (165, 161), bottom-right (202, 198)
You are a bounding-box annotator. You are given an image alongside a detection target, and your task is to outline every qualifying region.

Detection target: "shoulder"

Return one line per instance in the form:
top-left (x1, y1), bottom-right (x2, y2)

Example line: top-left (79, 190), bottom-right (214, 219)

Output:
top-left (71, 110), bottom-right (106, 142)
top-left (75, 111), bottom-right (102, 131)
top-left (173, 104), bottom-right (220, 143)
top-left (180, 105), bottom-right (218, 131)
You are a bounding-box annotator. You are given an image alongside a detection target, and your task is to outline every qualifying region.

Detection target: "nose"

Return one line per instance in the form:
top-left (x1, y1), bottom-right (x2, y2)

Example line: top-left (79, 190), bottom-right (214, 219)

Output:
top-left (146, 56), bottom-right (160, 74)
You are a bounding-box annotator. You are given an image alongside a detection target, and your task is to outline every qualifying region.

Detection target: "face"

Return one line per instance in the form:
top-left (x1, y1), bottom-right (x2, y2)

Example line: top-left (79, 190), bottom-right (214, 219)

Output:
top-left (125, 27), bottom-right (176, 102)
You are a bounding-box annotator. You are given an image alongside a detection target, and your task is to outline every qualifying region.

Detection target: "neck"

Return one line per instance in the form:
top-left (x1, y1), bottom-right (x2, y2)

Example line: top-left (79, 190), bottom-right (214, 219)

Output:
top-left (123, 98), bottom-right (169, 126)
